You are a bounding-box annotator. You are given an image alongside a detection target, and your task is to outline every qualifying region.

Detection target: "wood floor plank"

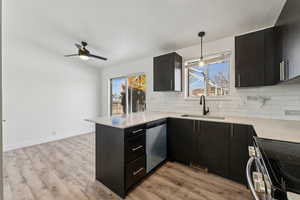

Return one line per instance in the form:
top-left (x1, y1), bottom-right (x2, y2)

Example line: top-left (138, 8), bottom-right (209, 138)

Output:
top-left (4, 150), bottom-right (36, 200)
top-left (3, 162), bottom-right (13, 200)
top-left (23, 145), bottom-right (77, 200)
top-left (14, 149), bottom-right (56, 200)
top-left (159, 162), bottom-right (251, 198)
top-left (4, 133), bottom-right (251, 200)
top-left (35, 143), bottom-right (91, 200)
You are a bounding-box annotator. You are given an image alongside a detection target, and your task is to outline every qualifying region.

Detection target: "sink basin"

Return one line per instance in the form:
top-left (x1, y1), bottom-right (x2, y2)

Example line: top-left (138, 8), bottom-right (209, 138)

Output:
top-left (180, 114), bottom-right (225, 120)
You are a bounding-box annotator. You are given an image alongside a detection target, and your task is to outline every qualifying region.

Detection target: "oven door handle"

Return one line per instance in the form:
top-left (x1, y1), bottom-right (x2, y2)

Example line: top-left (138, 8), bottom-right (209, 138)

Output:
top-left (246, 157), bottom-right (260, 200)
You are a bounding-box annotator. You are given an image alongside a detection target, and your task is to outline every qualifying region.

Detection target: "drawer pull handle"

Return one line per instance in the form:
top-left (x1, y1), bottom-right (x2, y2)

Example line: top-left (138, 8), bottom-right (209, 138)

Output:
top-left (133, 168), bottom-right (144, 176)
top-left (132, 129), bottom-right (144, 134)
top-left (132, 145), bottom-right (143, 152)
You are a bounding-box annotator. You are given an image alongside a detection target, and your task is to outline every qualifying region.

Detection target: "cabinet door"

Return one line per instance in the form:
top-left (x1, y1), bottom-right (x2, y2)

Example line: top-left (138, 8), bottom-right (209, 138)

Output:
top-left (229, 124), bottom-right (255, 185)
top-left (153, 53), bottom-right (175, 91)
top-left (174, 54), bottom-right (182, 91)
top-left (275, 0), bottom-right (300, 80)
top-left (235, 30), bottom-right (265, 87)
top-left (264, 28), bottom-right (279, 85)
top-left (198, 121), bottom-right (230, 178)
top-left (167, 118), bottom-right (195, 164)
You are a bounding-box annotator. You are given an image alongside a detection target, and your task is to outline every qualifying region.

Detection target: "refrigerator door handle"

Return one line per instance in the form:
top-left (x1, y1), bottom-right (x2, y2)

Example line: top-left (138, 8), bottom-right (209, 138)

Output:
top-left (246, 157), bottom-right (261, 200)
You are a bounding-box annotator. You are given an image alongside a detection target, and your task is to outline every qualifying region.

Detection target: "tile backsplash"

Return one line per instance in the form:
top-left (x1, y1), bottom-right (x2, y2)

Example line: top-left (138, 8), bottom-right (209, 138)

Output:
top-left (101, 36), bottom-right (300, 121)
top-left (148, 82), bottom-right (300, 120)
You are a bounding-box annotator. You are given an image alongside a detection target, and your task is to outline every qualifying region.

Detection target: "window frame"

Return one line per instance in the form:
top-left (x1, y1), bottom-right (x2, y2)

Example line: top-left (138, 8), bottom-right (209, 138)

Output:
top-left (109, 72), bottom-right (146, 116)
top-left (184, 51), bottom-right (231, 101)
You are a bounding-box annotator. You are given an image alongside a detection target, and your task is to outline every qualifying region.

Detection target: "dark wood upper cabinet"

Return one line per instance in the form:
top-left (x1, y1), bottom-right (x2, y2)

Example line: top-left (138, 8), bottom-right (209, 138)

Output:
top-left (235, 27), bottom-right (279, 87)
top-left (275, 0), bottom-right (300, 81)
top-left (153, 52), bottom-right (182, 92)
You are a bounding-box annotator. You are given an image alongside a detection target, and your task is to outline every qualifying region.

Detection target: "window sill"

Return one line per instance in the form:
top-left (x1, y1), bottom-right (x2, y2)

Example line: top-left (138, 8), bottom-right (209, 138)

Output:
top-left (184, 96), bottom-right (233, 102)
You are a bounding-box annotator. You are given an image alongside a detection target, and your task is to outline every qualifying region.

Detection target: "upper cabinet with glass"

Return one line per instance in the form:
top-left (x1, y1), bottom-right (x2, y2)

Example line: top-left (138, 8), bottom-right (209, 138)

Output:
top-left (153, 52), bottom-right (182, 92)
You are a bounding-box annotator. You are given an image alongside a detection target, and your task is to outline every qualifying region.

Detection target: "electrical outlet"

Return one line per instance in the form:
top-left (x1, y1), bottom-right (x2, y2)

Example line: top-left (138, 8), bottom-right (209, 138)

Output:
top-left (52, 131), bottom-right (57, 136)
top-left (285, 110), bottom-right (300, 116)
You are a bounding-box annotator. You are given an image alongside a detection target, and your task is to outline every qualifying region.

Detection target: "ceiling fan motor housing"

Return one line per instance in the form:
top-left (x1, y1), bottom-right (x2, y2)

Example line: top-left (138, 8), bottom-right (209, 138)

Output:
top-left (198, 31), bottom-right (205, 37)
top-left (81, 41), bottom-right (88, 47)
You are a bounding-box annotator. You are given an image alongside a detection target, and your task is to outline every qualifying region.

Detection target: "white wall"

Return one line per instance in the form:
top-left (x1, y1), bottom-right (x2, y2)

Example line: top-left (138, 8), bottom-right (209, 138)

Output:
top-left (2, 45), bottom-right (102, 151)
top-left (100, 36), bottom-right (300, 121)
top-left (3, 15), bottom-right (102, 152)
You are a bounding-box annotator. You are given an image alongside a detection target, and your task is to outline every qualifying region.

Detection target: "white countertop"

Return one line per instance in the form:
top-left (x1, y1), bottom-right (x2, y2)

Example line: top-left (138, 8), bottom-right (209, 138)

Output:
top-left (87, 112), bottom-right (300, 143)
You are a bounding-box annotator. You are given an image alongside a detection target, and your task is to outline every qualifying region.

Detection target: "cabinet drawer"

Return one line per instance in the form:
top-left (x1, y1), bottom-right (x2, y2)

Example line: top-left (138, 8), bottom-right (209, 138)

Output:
top-left (125, 124), bottom-right (146, 138)
top-left (126, 156), bottom-right (146, 190)
top-left (125, 133), bottom-right (145, 163)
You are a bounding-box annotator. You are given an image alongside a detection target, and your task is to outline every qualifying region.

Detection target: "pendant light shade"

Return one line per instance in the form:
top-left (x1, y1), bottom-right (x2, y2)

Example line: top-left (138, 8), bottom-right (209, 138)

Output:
top-left (79, 55), bottom-right (90, 60)
top-left (198, 31), bottom-right (206, 66)
top-left (199, 60), bottom-right (205, 67)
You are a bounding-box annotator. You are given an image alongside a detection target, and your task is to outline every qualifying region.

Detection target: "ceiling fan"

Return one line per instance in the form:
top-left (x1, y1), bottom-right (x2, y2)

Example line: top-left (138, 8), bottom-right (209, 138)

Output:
top-left (64, 41), bottom-right (108, 61)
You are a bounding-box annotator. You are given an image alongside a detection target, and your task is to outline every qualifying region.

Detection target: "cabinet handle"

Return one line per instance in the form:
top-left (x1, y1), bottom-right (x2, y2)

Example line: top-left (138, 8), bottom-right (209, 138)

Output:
top-left (238, 74), bottom-right (241, 87)
top-left (193, 121), bottom-right (195, 132)
top-left (132, 129), bottom-right (144, 134)
top-left (231, 125), bottom-right (234, 137)
top-left (133, 167), bottom-right (144, 176)
top-left (132, 145), bottom-right (143, 152)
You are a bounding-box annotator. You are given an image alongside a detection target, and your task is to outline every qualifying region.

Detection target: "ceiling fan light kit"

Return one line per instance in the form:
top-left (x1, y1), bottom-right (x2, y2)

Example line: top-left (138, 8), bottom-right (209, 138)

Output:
top-left (64, 41), bottom-right (108, 61)
top-left (79, 55), bottom-right (90, 60)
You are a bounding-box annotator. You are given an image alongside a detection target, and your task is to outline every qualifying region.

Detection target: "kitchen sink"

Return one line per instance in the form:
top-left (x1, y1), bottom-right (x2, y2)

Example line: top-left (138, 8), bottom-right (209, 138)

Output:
top-left (180, 114), bottom-right (225, 120)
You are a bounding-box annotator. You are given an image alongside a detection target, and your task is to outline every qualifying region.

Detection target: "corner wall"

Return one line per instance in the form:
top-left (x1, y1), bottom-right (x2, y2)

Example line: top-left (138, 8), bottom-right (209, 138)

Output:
top-left (2, 2), bottom-right (102, 151)
top-left (0, 0), bottom-right (3, 196)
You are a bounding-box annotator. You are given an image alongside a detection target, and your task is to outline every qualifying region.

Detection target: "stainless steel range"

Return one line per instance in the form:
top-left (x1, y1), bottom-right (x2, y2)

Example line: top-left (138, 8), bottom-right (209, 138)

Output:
top-left (247, 137), bottom-right (300, 200)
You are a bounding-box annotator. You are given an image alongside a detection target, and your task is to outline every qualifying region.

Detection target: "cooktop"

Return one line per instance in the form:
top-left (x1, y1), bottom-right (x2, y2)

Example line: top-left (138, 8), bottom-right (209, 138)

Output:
top-left (255, 137), bottom-right (300, 195)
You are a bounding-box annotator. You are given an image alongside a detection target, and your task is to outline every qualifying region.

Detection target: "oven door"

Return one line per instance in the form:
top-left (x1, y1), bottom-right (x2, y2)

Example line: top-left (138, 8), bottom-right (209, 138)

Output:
top-left (246, 147), bottom-right (275, 200)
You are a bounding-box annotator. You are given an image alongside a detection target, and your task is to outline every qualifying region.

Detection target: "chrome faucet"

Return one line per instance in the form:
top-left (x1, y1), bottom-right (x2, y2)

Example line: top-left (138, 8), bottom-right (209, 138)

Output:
top-left (200, 95), bottom-right (209, 115)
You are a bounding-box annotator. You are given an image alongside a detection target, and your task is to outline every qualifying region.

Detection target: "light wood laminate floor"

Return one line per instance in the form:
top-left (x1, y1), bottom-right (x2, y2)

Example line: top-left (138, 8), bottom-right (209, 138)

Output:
top-left (3, 133), bottom-right (252, 200)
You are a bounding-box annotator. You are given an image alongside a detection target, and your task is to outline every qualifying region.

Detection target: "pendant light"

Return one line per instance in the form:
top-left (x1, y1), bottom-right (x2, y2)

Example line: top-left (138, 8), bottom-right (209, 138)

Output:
top-left (198, 31), bottom-right (206, 66)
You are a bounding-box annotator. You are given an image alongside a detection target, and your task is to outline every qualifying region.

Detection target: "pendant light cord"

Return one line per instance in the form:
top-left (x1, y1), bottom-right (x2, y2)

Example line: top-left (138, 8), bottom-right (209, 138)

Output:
top-left (198, 31), bottom-right (205, 62)
top-left (200, 36), bottom-right (203, 60)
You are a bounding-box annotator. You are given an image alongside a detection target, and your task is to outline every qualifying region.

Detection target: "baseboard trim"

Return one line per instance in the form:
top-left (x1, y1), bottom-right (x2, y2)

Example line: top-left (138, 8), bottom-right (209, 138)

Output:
top-left (4, 131), bottom-right (94, 152)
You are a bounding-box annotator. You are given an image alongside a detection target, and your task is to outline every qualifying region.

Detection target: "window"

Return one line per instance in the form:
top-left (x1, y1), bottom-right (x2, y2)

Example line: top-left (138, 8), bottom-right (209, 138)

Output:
top-left (185, 52), bottom-right (230, 98)
top-left (110, 74), bottom-right (146, 115)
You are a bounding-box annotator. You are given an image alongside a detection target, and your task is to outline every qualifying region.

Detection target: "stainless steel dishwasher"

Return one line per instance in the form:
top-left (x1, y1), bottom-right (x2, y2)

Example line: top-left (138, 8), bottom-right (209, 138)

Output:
top-left (146, 119), bottom-right (167, 173)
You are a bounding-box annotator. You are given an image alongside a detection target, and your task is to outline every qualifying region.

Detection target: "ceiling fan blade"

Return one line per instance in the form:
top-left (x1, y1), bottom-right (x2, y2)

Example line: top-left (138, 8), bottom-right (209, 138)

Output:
top-left (88, 54), bottom-right (108, 61)
top-left (75, 43), bottom-right (82, 49)
top-left (64, 54), bottom-right (79, 57)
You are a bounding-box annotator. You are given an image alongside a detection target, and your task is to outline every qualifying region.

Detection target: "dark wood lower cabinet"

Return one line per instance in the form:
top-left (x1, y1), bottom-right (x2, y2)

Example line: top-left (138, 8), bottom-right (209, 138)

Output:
top-left (167, 118), bottom-right (196, 164)
top-left (167, 118), bottom-right (256, 186)
top-left (96, 124), bottom-right (126, 197)
top-left (95, 118), bottom-right (257, 198)
top-left (229, 124), bottom-right (256, 185)
top-left (125, 156), bottom-right (146, 190)
top-left (96, 123), bottom-right (147, 198)
top-left (125, 133), bottom-right (146, 163)
top-left (198, 121), bottom-right (231, 178)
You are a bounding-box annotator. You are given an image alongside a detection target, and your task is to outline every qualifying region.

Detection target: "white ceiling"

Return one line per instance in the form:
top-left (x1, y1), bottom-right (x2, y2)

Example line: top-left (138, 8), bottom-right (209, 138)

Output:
top-left (4, 0), bottom-right (286, 68)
